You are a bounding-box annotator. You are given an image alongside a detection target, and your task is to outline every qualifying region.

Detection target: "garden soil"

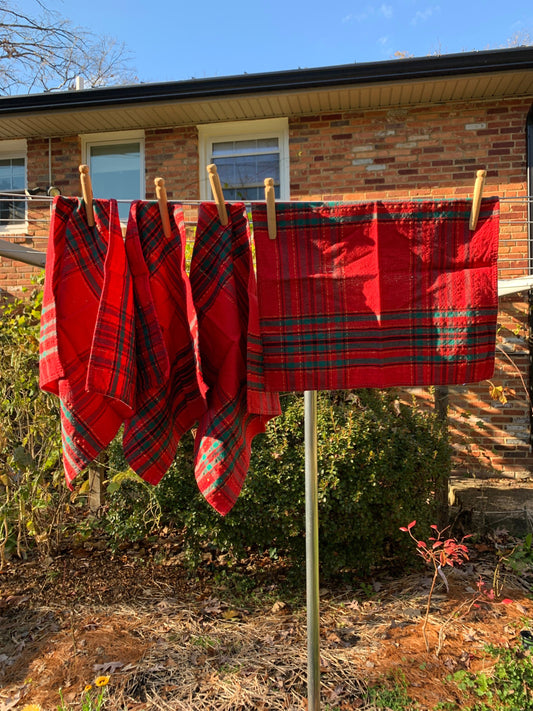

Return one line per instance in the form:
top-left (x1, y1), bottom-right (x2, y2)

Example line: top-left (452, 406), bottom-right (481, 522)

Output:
top-left (1, 531), bottom-right (532, 711)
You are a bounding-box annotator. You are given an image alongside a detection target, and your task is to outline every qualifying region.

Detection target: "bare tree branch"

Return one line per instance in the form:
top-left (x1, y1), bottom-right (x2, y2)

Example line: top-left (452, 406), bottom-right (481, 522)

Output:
top-left (0, 0), bottom-right (136, 94)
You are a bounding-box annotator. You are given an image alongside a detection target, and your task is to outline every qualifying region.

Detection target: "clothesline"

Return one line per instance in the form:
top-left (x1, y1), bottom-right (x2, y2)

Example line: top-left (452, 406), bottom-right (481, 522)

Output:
top-left (1, 194), bottom-right (532, 285)
top-left (2, 192), bottom-right (533, 203)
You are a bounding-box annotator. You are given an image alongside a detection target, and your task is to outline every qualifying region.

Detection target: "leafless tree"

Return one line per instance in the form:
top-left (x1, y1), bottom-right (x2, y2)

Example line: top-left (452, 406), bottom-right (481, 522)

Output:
top-left (0, 0), bottom-right (136, 94)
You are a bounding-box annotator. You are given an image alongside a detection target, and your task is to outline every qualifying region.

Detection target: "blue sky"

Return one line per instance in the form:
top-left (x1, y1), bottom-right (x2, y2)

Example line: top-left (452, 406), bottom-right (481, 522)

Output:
top-left (20, 0), bottom-right (533, 83)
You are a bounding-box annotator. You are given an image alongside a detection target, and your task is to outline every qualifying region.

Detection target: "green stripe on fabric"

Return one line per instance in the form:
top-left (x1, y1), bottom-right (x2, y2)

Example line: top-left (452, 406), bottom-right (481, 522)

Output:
top-left (60, 403), bottom-right (100, 453)
top-left (39, 319), bottom-right (57, 336)
top-left (40, 346), bottom-right (60, 359)
top-left (272, 209), bottom-right (474, 229)
top-left (263, 351), bottom-right (492, 369)
top-left (259, 309), bottom-right (496, 328)
top-left (199, 415), bottom-right (254, 498)
top-left (261, 327), bottom-right (494, 344)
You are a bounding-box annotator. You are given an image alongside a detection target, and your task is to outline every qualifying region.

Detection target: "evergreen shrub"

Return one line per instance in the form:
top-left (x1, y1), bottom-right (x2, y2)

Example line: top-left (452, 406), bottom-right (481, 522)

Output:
top-left (109, 390), bottom-right (450, 577)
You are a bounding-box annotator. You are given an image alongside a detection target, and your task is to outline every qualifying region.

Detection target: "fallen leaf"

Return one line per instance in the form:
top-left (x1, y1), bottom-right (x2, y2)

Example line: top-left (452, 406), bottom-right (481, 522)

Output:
top-left (222, 609), bottom-right (240, 620)
top-left (271, 600), bottom-right (287, 614)
top-left (201, 598), bottom-right (222, 614)
top-left (93, 660), bottom-right (124, 673)
top-left (0, 693), bottom-right (21, 711)
top-left (463, 629), bottom-right (478, 643)
top-left (320, 657), bottom-right (331, 673)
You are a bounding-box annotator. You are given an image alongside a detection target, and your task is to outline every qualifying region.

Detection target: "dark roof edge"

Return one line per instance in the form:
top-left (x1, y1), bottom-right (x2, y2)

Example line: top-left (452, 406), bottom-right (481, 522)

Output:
top-left (1, 46), bottom-right (532, 115)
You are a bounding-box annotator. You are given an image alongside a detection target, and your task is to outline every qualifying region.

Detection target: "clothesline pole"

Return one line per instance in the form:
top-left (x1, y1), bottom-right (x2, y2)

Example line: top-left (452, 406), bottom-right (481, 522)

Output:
top-left (305, 389), bottom-right (321, 710)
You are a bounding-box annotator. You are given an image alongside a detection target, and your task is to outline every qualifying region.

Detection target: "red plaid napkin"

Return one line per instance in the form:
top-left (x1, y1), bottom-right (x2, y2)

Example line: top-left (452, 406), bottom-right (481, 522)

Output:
top-left (190, 203), bottom-right (281, 515)
top-left (122, 201), bottom-right (207, 484)
top-left (40, 196), bottom-right (137, 487)
top-left (251, 199), bottom-right (499, 391)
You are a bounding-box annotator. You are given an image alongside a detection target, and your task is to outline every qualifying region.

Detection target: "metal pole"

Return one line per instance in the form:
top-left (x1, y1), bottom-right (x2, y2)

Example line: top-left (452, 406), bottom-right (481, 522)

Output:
top-left (305, 389), bottom-right (320, 710)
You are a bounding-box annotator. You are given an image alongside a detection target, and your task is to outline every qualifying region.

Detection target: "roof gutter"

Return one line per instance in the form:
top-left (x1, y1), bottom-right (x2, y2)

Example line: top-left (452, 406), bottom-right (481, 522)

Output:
top-left (0, 47), bottom-right (532, 116)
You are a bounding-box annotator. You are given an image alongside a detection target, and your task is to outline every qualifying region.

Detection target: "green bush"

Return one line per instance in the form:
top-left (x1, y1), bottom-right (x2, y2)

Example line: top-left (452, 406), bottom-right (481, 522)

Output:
top-left (107, 390), bottom-right (450, 577)
top-left (0, 283), bottom-right (64, 562)
top-left (449, 644), bottom-right (533, 711)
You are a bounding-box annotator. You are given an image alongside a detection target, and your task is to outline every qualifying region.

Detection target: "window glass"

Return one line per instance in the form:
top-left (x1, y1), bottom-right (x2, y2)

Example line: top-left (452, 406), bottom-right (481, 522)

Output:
top-left (0, 157), bottom-right (25, 228)
top-left (89, 142), bottom-right (141, 220)
top-left (211, 137), bottom-right (281, 200)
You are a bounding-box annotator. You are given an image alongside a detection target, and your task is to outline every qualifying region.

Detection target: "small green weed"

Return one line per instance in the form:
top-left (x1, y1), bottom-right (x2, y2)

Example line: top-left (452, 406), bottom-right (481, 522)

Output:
top-left (493, 533), bottom-right (533, 597)
top-left (449, 643), bottom-right (533, 710)
top-left (57, 676), bottom-right (110, 710)
top-left (363, 670), bottom-right (417, 710)
top-left (366, 679), bottom-right (417, 709)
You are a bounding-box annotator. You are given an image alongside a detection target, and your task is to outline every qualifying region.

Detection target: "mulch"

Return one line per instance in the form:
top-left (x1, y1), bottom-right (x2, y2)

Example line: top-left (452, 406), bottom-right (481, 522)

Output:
top-left (1, 532), bottom-right (532, 710)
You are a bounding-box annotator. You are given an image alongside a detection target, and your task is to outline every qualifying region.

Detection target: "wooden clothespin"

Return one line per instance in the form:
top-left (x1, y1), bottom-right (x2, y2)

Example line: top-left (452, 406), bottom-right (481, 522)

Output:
top-left (264, 177), bottom-right (277, 240)
top-left (469, 169), bottom-right (487, 231)
top-left (154, 177), bottom-right (172, 240)
top-left (207, 164), bottom-right (228, 226)
top-left (79, 164), bottom-right (94, 227)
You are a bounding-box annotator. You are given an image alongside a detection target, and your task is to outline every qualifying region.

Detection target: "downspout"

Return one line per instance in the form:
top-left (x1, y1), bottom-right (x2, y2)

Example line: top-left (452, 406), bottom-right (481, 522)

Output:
top-left (49, 137), bottom-right (52, 188)
top-left (527, 106), bottom-right (533, 448)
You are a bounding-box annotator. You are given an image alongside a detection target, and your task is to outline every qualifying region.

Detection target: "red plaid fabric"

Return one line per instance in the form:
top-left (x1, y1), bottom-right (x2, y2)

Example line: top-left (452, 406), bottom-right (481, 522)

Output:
top-left (251, 199), bottom-right (499, 391)
top-left (122, 201), bottom-right (207, 484)
top-left (190, 203), bottom-right (281, 516)
top-left (39, 196), bottom-right (137, 487)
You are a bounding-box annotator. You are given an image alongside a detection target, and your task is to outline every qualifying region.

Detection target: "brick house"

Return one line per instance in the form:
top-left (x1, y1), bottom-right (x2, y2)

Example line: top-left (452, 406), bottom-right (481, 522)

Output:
top-left (0, 46), bottom-right (532, 481)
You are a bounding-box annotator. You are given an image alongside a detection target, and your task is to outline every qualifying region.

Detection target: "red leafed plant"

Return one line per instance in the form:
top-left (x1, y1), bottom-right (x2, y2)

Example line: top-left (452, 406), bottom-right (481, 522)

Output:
top-left (400, 520), bottom-right (471, 652)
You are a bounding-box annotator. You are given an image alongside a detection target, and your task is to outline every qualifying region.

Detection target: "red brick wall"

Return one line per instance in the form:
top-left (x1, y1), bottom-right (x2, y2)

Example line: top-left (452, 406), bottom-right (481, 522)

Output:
top-left (1, 95), bottom-right (532, 479)
top-left (144, 126), bottom-right (199, 200)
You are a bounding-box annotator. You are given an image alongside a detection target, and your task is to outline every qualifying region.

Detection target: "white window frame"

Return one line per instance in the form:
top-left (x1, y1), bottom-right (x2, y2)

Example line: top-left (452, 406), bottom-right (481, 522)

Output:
top-left (81, 129), bottom-right (146, 202)
top-left (0, 139), bottom-right (27, 234)
top-left (198, 118), bottom-right (290, 201)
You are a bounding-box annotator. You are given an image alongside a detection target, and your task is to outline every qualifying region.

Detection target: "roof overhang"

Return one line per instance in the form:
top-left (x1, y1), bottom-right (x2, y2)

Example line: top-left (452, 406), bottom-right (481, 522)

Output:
top-left (0, 47), bottom-right (532, 139)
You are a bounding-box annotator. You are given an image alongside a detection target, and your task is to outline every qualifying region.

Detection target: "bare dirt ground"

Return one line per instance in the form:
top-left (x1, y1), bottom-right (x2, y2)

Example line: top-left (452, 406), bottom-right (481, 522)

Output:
top-left (1, 531), bottom-right (532, 711)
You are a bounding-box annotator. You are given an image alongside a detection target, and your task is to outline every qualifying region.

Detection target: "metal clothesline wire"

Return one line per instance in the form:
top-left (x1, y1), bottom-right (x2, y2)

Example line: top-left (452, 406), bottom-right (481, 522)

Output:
top-left (3, 218), bottom-right (533, 225)
top-left (1, 196), bottom-right (531, 258)
top-left (1, 192), bottom-right (533, 203)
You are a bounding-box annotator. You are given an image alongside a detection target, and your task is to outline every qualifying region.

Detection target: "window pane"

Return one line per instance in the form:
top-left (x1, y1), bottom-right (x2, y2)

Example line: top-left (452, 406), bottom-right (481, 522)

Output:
top-left (222, 184), bottom-right (280, 201)
top-left (89, 142), bottom-right (141, 220)
top-left (212, 141), bottom-right (235, 155)
top-left (208, 128), bottom-right (282, 201)
top-left (215, 153), bottom-right (280, 191)
top-left (0, 157), bottom-right (25, 227)
top-left (0, 161), bottom-right (12, 191)
top-left (12, 158), bottom-right (25, 190)
top-left (212, 137), bottom-right (279, 157)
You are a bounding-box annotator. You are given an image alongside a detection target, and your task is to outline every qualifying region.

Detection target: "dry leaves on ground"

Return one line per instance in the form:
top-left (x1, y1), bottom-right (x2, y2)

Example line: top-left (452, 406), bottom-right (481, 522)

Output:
top-left (1, 535), bottom-right (532, 710)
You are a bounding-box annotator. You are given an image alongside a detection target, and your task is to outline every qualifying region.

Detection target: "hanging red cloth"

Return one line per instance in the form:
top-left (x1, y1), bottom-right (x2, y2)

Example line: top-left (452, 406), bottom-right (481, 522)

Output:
top-left (190, 203), bottom-right (281, 515)
top-left (122, 200), bottom-right (207, 484)
top-left (251, 198), bottom-right (499, 392)
top-left (39, 197), bottom-right (139, 487)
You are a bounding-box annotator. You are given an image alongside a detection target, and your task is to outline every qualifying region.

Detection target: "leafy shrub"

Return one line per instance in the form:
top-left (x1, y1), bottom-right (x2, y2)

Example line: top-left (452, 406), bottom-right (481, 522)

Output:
top-left (0, 283), bottom-right (64, 563)
top-left (450, 643), bottom-right (533, 710)
top-left (101, 436), bottom-right (163, 546)
top-left (108, 390), bottom-right (450, 577)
